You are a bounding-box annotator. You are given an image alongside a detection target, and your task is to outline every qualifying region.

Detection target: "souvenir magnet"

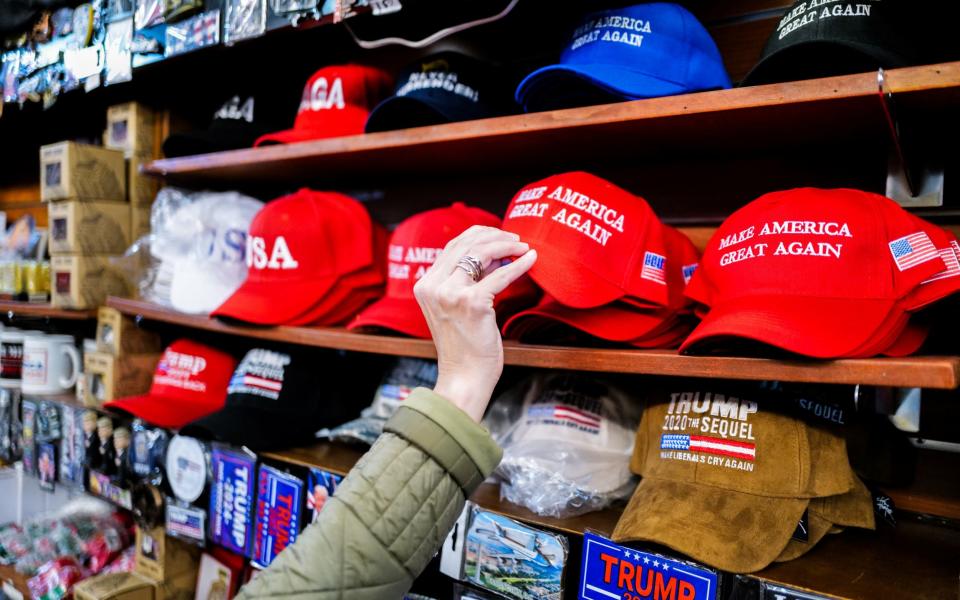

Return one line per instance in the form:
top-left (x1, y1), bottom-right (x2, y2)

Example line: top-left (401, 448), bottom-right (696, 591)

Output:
top-left (166, 434), bottom-right (208, 503)
top-left (209, 447), bottom-right (256, 556)
top-left (252, 465), bottom-right (303, 568)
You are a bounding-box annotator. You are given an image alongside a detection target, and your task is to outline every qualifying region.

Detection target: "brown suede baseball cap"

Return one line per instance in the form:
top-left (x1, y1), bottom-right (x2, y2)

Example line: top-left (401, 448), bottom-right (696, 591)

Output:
top-left (775, 476), bottom-right (875, 562)
top-left (612, 389), bottom-right (856, 573)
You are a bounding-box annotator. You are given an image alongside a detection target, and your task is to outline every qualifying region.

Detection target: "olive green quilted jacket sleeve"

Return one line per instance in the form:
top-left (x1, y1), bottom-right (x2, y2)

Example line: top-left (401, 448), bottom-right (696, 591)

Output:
top-left (235, 388), bottom-right (503, 599)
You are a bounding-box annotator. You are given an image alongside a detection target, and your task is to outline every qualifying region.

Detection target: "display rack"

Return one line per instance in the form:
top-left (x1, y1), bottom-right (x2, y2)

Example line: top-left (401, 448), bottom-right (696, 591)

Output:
top-left (262, 441), bottom-right (959, 600)
top-left (106, 297), bottom-right (960, 389)
top-left (141, 61), bottom-right (960, 187)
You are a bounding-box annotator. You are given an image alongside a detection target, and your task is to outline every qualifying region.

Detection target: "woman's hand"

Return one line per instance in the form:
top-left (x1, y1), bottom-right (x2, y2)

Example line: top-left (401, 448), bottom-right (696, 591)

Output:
top-left (414, 226), bottom-right (537, 422)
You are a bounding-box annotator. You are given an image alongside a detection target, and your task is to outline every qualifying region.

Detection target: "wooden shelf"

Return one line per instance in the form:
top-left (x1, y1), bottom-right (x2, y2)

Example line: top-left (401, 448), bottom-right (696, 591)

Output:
top-left (265, 441), bottom-right (959, 600)
top-left (107, 297), bottom-right (960, 389)
top-left (141, 62), bottom-right (960, 187)
top-left (751, 519), bottom-right (960, 600)
top-left (0, 301), bottom-right (96, 320)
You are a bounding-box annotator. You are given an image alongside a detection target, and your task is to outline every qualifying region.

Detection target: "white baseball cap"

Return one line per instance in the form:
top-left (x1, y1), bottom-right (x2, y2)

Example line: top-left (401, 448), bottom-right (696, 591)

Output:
top-left (149, 190), bottom-right (262, 314)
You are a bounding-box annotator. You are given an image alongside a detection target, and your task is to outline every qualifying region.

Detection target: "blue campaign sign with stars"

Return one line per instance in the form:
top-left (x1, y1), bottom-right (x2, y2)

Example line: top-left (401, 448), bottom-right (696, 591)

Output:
top-left (579, 532), bottom-right (717, 600)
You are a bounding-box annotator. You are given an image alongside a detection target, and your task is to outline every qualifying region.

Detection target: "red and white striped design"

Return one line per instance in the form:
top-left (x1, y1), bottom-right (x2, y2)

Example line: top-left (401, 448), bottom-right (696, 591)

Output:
top-left (689, 435), bottom-right (756, 461)
top-left (243, 375), bottom-right (283, 392)
top-left (553, 404), bottom-right (601, 429)
top-left (923, 246), bottom-right (960, 284)
top-left (889, 232), bottom-right (938, 271)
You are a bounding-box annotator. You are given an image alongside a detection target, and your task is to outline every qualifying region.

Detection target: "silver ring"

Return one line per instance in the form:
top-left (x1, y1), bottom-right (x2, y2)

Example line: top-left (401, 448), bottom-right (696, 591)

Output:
top-left (456, 255), bottom-right (484, 282)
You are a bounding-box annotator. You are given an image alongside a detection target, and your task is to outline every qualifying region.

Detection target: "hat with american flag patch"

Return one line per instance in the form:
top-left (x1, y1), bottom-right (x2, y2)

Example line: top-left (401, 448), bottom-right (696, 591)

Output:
top-left (612, 385), bottom-right (861, 573)
top-left (681, 188), bottom-right (950, 358)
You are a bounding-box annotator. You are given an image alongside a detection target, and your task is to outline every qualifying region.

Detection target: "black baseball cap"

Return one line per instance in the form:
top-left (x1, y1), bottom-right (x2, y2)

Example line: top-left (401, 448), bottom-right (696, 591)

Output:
top-left (180, 348), bottom-right (362, 451)
top-left (743, 0), bottom-right (927, 85)
top-left (162, 92), bottom-right (295, 157)
top-left (364, 52), bottom-right (510, 132)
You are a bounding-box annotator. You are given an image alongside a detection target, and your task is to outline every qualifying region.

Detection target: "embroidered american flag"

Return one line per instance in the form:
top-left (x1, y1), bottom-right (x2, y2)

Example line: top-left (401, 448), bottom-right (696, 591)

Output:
top-left (889, 232), bottom-right (938, 271)
top-left (553, 404), bottom-right (601, 429)
top-left (682, 263), bottom-right (698, 285)
top-left (661, 434), bottom-right (756, 461)
top-left (641, 251), bottom-right (667, 284)
top-left (923, 246), bottom-right (960, 284)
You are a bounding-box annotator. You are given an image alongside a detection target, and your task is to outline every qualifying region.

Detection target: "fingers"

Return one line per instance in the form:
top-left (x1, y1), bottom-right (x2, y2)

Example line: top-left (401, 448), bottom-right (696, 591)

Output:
top-left (475, 249), bottom-right (537, 295)
top-left (431, 226), bottom-right (522, 276)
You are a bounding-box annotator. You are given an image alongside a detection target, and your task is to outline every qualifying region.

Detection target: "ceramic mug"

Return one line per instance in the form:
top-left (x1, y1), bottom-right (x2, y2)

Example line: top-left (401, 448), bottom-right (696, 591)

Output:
top-left (22, 334), bottom-right (81, 395)
top-left (0, 330), bottom-right (43, 387)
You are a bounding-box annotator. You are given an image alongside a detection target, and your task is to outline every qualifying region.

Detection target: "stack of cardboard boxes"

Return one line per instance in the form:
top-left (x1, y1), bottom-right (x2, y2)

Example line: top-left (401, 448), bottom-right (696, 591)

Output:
top-left (83, 307), bottom-right (160, 408)
top-left (41, 102), bottom-right (163, 310)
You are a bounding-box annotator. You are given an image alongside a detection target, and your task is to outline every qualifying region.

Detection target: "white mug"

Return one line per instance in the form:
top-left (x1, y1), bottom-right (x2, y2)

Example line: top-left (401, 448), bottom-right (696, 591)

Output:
top-left (22, 334), bottom-right (81, 395)
top-left (0, 330), bottom-right (43, 388)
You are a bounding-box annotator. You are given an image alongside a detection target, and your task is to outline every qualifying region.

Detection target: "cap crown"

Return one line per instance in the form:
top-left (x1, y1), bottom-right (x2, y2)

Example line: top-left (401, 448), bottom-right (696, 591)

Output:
top-left (561, 3), bottom-right (730, 91)
top-left (502, 171), bottom-right (670, 307)
top-left (633, 389), bottom-right (854, 498)
top-left (148, 339), bottom-right (236, 405)
top-left (384, 202), bottom-right (499, 300)
top-left (688, 188), bottom-right (944, 306)
top-left (244, 189), bottom-right (373, 285)
top-left (294, 65), bottom-right (392, 131)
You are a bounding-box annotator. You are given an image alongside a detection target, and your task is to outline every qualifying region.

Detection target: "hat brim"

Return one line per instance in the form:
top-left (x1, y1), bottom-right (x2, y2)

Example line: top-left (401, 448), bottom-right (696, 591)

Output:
top-left (777, 477), bottom-right (875, 562)
top-left (254, 124), bottom-right (361, 147)
top-left (613, 478), bottom-right (809, 573)
top-left (505, 298), bottom-right (673, 343)
top-left (105, 392), bottom-right (225, 430)
top-left (181, 405), bottom-right (324, 452)
top-left (679, 294), bottom-right (897, 358)
top-left (348, 295), bottom-right (431, 339)
top-left (882, 321), bottom-right (928, 357)
top-left (364, 96), bottom-right (466, 133)
top-left (741, 39), bottom-right (912, 86)
top-left (212, 275), bottom-right (340, 325)
top-left (516, 63), bottom-right (688, 111)
top-left (170, 259), bottom-right (245, 316)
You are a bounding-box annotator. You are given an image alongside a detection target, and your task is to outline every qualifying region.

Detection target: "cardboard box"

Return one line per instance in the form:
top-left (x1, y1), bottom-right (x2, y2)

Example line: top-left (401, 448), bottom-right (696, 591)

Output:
top-left (135, 526), bottom-right (201, 584)
top-left (73, 572), bottom-right (156, 600)
top-left (106, 102), bottom-right (157, 159)
top-left (83, 350), bottom-right (159, 406)
top-left (96, 307), bottom-right (162, 355)
top-left (50, 254), bottom-right (132, 309)
top-left (40, 142), bottom-right (126, 203)
top-left (131, 202), bottom-right (153, 239)
top-left (48, 201), bottom-right (131, 254)
top-left (129, 159), bottom-right (160, 206)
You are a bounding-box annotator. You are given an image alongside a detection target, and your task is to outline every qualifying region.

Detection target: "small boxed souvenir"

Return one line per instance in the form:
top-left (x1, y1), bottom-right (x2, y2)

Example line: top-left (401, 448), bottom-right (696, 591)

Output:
top-left (40, 141), bottom-right (126, 203)
top-left (105, 102), bottom-right (156, 159)
top-left (96, 307), bottom-right (162, 355)
top-left (50, 254), bottom-right (132, 309)
top-left (48, 200), bottom-right (131, 254)
top-left (83, 351), bottom-right (159, 406)
top-left (135, 525), bottom-right (201, 583)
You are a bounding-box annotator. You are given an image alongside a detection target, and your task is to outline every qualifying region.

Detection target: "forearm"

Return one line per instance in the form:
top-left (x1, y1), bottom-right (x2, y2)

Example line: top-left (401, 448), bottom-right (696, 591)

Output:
top-left (235, 388), bottom-right (502, 599)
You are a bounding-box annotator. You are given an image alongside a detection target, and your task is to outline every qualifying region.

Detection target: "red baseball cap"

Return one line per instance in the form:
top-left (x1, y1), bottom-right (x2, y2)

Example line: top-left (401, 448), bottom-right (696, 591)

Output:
top-left (254, 65), bottom-right (392, 146)
top-left (502, 225), bottom-right (700, 344)
top-left (681, 188), bottom-right (946, 358)
top-left (349, 202), bottom-right (538, 338)
top-left (213, 189), bottom-right (375, 325)
top-left (502, 172), bottom-right (670, 309)
top-left (105, 340), bottom-right (237, 429)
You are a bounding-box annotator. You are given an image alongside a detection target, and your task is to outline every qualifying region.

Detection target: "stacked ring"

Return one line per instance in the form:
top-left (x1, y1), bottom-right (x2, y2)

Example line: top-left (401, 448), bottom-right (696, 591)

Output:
top-left (456, 255), bottom-right (484, 282)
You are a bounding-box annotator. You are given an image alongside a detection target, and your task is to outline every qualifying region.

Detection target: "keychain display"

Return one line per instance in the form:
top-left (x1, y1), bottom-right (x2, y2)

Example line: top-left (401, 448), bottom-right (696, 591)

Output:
top-left (22, 399), bottom-right (37, 475)
top-left (35, 401), bottom-right (63, 442)
top-left (224, 0), bottom-right (267, 45)
top-left (164, 10), bottom-right (220, 57)
top-left (37, 442), bottom-right (57, 491)
top-left (59, 406), bottom-right (86, 487)
top-left (129, 421), bottom-right (168, 486)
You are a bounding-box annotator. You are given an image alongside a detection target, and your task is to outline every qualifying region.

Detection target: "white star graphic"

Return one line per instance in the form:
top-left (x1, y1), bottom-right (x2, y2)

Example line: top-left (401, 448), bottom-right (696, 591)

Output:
top-left (642, 556), bottom-right (650, 565)
top-left (634, 552), bottom-right (642, 561)
top-left (653, 560), bottom-right (660, 568)
top-left (662, 564), bottom-right (670, 572)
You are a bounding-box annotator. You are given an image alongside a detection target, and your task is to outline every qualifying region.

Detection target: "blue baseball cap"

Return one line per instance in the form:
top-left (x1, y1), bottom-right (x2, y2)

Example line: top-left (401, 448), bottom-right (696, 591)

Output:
top-left (516, 3), bottom-right (731, 112)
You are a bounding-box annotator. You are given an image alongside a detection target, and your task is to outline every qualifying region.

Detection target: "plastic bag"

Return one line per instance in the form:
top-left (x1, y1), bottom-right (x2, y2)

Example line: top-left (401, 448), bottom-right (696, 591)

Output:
top-left (484, 373), bottom-right (642, 518)
top-left (114, 187), bottom-right (261, 313)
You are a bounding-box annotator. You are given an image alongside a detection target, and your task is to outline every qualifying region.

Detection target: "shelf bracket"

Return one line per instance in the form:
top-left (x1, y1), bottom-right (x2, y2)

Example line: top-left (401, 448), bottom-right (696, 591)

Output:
top-left (879, 68), bottom-right (945, 207)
